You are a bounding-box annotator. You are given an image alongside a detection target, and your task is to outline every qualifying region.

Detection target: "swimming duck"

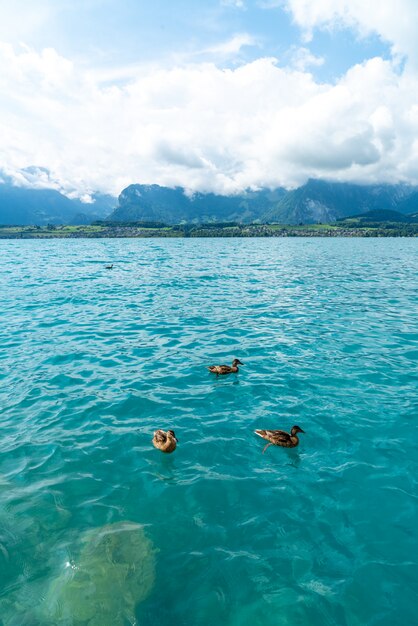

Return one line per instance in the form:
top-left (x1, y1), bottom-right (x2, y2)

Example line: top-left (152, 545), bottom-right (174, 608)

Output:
top-left (152, 429), bottom-right (178, 453)
top-left (208, 359), bottom-right (243, 376)
top-left (105, 264), bottom-right (113, 269)
top-left (255, 425), bottom-right (305, 453)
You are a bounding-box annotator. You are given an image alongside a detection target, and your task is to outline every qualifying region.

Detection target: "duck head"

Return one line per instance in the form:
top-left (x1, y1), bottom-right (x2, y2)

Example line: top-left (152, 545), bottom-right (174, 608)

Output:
top-left (167, 429), bottom-right (178, 442)
top-left (232, 359), bottom-right (243, 366)
top-left (291, 425), bottom-right (305, 436)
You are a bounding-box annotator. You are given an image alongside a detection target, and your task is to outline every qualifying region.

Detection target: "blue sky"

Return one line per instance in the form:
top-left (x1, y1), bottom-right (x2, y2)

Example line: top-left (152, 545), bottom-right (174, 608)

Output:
top-left (0, 0), bottom-right (417, 197)
top-left (0, 0), bottom-right (391, 80)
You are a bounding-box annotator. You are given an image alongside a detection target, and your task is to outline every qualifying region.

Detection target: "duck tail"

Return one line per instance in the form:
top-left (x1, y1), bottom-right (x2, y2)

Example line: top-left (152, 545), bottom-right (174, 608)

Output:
top-left (254, 429), bottom-right (267, 439)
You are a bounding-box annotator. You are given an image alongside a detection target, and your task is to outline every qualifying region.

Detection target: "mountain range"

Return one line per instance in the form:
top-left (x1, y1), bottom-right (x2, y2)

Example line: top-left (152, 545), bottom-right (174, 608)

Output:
top-left (108, 180), bottom-right (418, 224)
top-left (0, 182), bottom-right (115, 226)
top-left (1, 179), bottom-right (418, 226)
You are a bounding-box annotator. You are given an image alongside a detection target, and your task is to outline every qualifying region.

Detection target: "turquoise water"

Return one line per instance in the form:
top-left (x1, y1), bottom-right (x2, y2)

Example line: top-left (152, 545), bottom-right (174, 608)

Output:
top-left (0, 238), bottom-right (417, 625)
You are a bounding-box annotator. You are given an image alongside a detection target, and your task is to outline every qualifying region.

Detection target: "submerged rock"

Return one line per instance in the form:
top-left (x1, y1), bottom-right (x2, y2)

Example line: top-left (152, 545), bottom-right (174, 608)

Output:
top-left (39, 521), bottom-right (155, 625)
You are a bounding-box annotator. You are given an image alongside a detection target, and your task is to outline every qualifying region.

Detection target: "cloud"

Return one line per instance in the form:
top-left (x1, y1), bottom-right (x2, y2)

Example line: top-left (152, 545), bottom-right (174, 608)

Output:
top-left (221, 0), bottom-right (246, 8)
top-left (282, 1), bottom-right (418, 66)
top-left (257, 1), bottom-right (282, 8)
top-left (202, 34), bottom-right (257, 57)
top-left (288, 46), bottom-right (324, 71)
top-left (2, 39), bottom-right (418, 197)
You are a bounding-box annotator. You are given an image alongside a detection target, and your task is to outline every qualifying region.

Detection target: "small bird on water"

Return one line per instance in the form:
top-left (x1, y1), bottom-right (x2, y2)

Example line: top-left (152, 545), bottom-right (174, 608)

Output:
top-left (255, 425), bottom-right (305, 453)
top-left (208, 359), bottom-right (243, 376)
top-left (152, 429), bottom-right (178, 453)
top-left (105, 264), bottom-right (113, 269)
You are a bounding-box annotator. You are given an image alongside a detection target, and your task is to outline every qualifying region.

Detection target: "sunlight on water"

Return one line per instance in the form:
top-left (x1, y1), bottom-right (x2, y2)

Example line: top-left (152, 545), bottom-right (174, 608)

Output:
top-left (0, 238), bottom-right (417, 625)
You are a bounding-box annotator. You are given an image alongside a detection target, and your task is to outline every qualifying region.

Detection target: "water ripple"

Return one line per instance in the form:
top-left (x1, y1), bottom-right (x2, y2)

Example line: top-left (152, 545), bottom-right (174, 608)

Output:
top-left (0, 238), bottom-right (417, 625)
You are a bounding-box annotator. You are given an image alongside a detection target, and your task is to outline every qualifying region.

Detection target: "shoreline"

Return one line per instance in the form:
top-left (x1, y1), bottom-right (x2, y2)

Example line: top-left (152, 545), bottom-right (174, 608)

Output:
top-left (1, 223), bottom-right (418, 239)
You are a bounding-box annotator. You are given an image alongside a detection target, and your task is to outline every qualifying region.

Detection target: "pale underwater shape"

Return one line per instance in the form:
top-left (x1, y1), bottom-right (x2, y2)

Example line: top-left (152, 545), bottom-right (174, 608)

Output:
top-left (41, 521), bottom-right (156, 625)
top-left (1, 521), bottom-right (156, 626)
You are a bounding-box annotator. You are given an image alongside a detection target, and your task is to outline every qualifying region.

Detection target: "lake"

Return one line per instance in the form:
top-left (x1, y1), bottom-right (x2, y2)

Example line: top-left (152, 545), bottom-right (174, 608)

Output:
top-left (0, 238), bottom-right (417, 625)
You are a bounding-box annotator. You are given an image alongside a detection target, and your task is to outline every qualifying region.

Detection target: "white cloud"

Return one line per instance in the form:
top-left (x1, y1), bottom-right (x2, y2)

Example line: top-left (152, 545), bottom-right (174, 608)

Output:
top-left (257, 1), bottom-right (282, 8)
top-left (222, 0), bottom-right (246, 8)
top-left (289, 46), bottom-right (324, 71)
top-left (194, 34), bottom-right (258, 59)
top-left (2, 39), bottom-right (418, 197)
top-left (282, 0), bottom-right (418, 66)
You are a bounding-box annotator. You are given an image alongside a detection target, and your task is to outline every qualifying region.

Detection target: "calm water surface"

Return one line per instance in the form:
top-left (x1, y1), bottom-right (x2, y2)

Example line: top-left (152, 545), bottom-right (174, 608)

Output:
top-left (0, 238), bottom-right (417, 625)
